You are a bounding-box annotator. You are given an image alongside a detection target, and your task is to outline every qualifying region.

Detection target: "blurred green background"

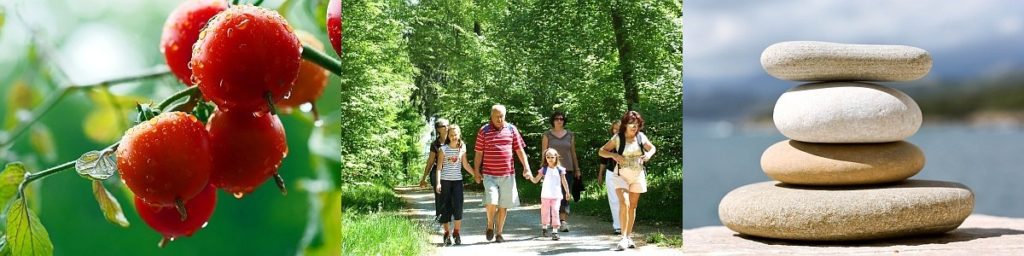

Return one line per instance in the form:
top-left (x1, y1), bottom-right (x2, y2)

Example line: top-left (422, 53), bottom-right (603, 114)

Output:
top-left (0, 0), bottom-right (340, 255)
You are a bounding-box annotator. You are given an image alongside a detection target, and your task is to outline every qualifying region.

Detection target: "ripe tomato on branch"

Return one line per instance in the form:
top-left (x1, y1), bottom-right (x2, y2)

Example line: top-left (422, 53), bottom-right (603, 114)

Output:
top-left (327, 0), bottom-right (343, 56)
top-left (191, 5), bottom-right (301, 113)
top-left (160, 0), bottom-right (228, 86)
top-left (116, 112), bottom-right (212, 208)
top-left (136, 184), bottom-right (218, 247)
top-left (207, 108), bottom-right (288, 197)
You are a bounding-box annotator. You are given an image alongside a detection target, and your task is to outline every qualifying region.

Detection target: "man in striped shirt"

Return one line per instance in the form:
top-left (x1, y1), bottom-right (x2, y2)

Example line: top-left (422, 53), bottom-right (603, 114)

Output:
top-left (473, 104), bottom-right (532, 243)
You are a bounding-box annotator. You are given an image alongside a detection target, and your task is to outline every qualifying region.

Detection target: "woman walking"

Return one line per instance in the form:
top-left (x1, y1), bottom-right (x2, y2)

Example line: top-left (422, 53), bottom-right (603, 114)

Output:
top-left (419, 118), bottom-right (449, 220)
top-left (596, 120), bottom-right (622, 235)
top-left (540, 110), bottom-right (580, 232)
top-left (599, 111), bottom-right (656, 251)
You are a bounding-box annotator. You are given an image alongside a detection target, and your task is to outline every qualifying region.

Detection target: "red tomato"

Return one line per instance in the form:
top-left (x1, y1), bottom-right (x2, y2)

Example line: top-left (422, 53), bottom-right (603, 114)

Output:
top-left (207, 109), bottom-right (288, 197)
top-left (117, 112), bottom-right (212, 207)
top-left (136, 184), bottom-right (217, 245)
top-left (327, 0), bottom-right (343, 56)
top-left (160, 0), bottom-right (228, 86)
top-left (191, 5), bottom-right (301, 113)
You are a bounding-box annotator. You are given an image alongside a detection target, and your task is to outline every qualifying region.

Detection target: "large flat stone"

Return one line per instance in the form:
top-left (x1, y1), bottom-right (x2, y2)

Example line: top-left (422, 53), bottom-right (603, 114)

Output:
top-left (718, 180), bottom-right (974, 241)
top-left (761, 41), bottom-right (932, 81)
top-left (761, 140), bottom-right (924, 185)
top-left (684, 214), bottom-right (1024, 255)
top-left (774, 82), bottom-right (922, 143)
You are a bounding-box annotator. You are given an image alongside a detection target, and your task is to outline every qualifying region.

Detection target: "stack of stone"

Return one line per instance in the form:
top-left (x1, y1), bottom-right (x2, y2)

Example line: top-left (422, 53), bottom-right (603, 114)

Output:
top-left (718, 41), bottom-right (975, 241)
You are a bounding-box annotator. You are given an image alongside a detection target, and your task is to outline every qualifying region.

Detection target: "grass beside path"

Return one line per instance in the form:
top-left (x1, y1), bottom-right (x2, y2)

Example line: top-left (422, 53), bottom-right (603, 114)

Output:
top-left (342, 183), bottom-right (433, 255)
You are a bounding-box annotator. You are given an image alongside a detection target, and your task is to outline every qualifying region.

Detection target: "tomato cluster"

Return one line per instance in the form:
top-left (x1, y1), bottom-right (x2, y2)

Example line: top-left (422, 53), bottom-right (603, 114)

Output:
top-left (117, 0), bottom-right (339, 245)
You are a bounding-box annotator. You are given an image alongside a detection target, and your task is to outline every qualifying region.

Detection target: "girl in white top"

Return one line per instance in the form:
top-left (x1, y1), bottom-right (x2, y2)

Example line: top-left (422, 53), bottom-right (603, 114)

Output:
top-left (530, 148), bottom-right (572, 240)
top-left (599, 111), bottom-right (656, 251)
top-left (436, 125), bottom-right (478, 246)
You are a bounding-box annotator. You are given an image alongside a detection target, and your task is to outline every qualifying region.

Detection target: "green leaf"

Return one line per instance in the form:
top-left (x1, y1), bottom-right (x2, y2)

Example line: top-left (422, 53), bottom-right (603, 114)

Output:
top-left (82, 107), bottom-right (121, 144)
top-left (74, 150), bottom-right (116, 181)
top-left (313, 0), bottom-right (329, 33)
top-left (82, 90), bottom-right (142, 143)
top-left (0, 163), bottom-right (26, 207)
top-left (4, 81), bottom-right (42, 131)
top-left (91, 181), bottom-right (128, 228)
top-left (6, 198), bottom-right (52, 256)
top-left (27, 126), bottom-right (55, 163)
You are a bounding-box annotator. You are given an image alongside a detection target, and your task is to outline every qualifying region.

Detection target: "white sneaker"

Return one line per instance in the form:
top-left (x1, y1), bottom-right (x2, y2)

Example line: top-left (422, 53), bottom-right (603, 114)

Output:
top-left (615, 238), bottom-right (628, 251)
top-left (560, 221), bottom-right (569, 232)
top-left (627, 237), bottom-right (636, 248)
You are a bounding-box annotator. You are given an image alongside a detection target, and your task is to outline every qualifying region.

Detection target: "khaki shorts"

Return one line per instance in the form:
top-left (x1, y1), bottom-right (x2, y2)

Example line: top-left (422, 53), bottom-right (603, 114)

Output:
top-left (613, 168), bottom-right (647, 193)
top-left (483, 174), bottom-right (519, 208)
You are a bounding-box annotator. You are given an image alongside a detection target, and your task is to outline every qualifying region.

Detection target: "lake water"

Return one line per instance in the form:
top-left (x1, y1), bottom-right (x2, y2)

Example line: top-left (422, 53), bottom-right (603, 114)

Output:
top-left (683, 120), bottom-right (1024, 228)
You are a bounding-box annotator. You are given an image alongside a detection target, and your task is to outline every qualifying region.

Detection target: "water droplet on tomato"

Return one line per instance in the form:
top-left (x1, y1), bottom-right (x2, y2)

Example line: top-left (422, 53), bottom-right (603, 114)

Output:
top-left (237, 19), bottom-right (250, 30)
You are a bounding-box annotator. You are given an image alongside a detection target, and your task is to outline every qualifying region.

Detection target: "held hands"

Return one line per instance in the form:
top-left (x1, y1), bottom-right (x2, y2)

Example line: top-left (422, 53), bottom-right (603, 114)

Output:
top-left (469, 168), bottom-right (482, 184)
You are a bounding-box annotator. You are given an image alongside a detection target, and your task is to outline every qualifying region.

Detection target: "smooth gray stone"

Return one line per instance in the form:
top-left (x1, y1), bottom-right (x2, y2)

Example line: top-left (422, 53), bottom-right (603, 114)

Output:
top-left (774, 82), bottom-right (921, 143)
top-left (719, 180), bottom-right (974, 241)
top-left (762, 41), bottom-right (932, 81)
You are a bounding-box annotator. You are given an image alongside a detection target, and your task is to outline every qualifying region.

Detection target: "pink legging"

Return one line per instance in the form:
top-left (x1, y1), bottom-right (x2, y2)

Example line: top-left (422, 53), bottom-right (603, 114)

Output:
top-left (541, 198), bottom-right (561, 228)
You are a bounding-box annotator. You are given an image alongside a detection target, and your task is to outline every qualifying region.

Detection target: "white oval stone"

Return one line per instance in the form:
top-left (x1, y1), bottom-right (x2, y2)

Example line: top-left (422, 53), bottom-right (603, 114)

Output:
top-left (761, 41), bottom-right (932, 81)
top-left (774, 82), bottom-right (921, 143)
top-left (719, 180), bottom-right (974, 241)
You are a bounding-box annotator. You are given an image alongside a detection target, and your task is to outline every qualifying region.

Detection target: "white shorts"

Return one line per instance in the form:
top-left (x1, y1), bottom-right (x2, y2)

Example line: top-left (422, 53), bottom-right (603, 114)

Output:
top-left (612, 168), bottom-right (647, 193)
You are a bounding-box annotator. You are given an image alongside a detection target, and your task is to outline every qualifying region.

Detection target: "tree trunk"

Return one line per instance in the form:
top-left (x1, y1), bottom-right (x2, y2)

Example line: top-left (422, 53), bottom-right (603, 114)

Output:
top-left (611, 1), bottom-right (637, 111)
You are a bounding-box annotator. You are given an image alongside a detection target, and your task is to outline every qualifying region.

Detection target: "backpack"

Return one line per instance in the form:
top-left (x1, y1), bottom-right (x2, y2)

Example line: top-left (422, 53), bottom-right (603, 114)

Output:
top-left (540, 166), bottom-right (564, 176)
top-left (616, 133), bottom-right (647, 176)
top-left (482, 122), bottom-right (517, 134)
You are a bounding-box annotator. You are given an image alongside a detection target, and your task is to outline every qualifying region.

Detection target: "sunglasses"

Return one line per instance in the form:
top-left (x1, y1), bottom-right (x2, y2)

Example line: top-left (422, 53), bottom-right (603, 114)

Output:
top-left (435, 125), bottom-right (448, 129)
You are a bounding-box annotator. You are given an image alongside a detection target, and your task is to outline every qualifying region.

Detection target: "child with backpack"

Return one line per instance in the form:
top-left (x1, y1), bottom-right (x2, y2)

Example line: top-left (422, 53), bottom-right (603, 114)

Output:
top-left (530, 148), bottom-right (573, 240)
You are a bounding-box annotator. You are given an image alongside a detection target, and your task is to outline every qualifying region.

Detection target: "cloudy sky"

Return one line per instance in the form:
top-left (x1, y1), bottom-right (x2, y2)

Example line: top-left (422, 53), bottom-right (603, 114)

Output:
top-left (685, 0), bottom-right (1024, 84)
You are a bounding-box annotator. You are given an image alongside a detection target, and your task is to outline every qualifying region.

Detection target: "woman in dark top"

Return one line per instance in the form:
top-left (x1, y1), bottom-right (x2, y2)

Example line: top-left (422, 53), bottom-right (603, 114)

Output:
top-left (419, 118), bottom-right (450, 219)
top-left (540, 111), bottom-right (580, 232)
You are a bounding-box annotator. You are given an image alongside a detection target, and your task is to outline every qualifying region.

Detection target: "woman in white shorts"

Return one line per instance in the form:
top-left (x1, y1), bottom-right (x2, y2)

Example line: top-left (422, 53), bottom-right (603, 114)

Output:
top-left (599, 111), bottom-right (656, 251)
